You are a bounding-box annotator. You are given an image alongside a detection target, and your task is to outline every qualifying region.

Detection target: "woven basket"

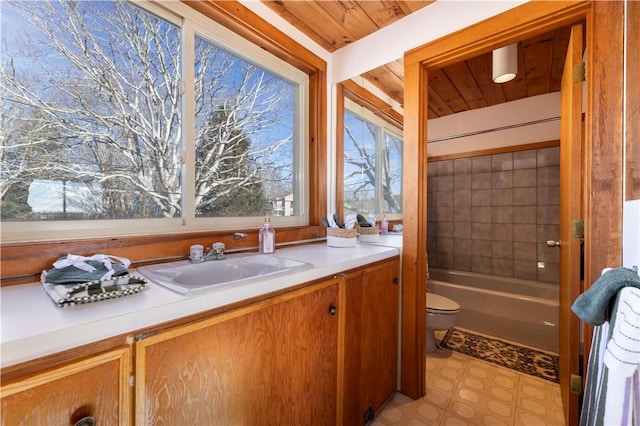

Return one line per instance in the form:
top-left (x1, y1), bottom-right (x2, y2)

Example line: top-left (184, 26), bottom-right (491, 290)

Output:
top-left (358, 226), bottom-right (379, 236)
top-left (326, 227), bottom-right (358, 238)
top-left (358, 225), bottom-right (380, 242)
top-left (326, 227), bottom-right (357, 247)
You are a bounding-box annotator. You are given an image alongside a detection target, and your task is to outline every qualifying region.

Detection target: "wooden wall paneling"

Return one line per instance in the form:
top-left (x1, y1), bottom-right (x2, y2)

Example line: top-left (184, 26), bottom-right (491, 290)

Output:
top-left (342, 80), bottom-right (404, 129)
top-left (551, 27), bottom-right (574, 92)
top-left (315, 1), bottom-right (379, 42)
top-left (428, 69), bottom-right (469, 114)
top-left (465, 52), bottom-right (507, 106)
top-left (583, 0), bottom-right (624, 287)
top-left (582, 0), bottom-right (625, 362)
top-left (260, 1), bottom-right (433, 52)
top-left (627, 96), bottom-right (640, 200)
top-left (427, 85), bottom-right (455, 118)
top-left (269, 1), bottom-right (352, 51)
top-left (626, 0), bottom-right (640, 201)
top-left (442, 61), bottom-right (488, 110)
top-left (521, 32), bottom-right (556, 96)
top-left (397, 1), bottom-right (436, 15)
top-left (361, 67), bottom-right (404, 107)
top-left (355, 2), bottom-right (402, 27)
top-left (309, 68), bottom-right (328, 226)
top-left (385, 60), bottom-right (405, 81)
top-left (183, 1), bottom-right (326, 73)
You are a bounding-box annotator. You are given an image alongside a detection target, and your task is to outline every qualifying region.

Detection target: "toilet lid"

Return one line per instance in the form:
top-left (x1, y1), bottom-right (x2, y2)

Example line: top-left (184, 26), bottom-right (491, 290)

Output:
top-left (426, 293), bottom-right (460, 311)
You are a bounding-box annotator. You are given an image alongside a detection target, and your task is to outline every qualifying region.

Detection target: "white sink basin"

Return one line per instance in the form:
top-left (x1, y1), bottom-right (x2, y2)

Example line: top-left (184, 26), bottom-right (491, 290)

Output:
top-left (137, 254), bottom-right (312, 295)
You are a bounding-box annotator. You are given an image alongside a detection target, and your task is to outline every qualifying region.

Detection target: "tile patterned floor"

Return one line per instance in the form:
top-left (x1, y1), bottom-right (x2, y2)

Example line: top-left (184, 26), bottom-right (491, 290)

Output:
top-left (373, 336), bottom-right (565, 426)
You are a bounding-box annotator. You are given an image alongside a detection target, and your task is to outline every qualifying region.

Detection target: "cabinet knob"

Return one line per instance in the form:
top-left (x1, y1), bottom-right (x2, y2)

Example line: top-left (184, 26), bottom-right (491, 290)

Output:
top-left (328, 304), bottom-right (337, 316)
top-left (74, 417), bottom-right (95, 426)
top-left (393, 277), bottom-right (399, 285)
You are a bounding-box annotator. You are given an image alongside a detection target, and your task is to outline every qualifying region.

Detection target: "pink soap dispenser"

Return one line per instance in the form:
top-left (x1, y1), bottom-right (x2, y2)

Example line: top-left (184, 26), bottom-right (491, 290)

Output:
top-left (259, 212), bottom-right (276, 254)
top-left (381, 214), bottom-right (389, 235)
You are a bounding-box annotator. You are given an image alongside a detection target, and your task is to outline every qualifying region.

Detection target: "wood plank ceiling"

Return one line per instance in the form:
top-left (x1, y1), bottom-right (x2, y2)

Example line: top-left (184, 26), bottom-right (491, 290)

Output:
top-left (262, 1), bottom-right (573, 119)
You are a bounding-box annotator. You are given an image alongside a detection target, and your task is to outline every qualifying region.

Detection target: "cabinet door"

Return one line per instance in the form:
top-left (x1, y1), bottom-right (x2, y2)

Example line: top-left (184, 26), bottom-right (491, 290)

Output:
top-left (343, 260), bottom-right (400, 425)
top-left (1, 347), bottom-right (131, 426)
top-left (135, 280), bottom-right (341, 425)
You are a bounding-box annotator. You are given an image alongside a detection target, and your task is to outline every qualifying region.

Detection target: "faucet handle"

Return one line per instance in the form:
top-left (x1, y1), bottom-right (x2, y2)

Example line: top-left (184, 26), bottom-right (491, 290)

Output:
top-left (212, 242), bottom-right (225, 252)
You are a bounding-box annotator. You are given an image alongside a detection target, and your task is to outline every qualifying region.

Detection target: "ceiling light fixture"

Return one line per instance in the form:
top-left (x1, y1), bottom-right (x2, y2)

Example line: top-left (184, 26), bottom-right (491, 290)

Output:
top-left (492, 43), bottom-right (518, 83)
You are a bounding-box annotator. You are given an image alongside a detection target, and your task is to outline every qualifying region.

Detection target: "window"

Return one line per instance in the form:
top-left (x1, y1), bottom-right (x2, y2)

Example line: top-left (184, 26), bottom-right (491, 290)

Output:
top-left (343, 99), bottom-right (402, 217)
top-left (0, 0), bottom-right (308, 241)
top-left (193, 35), bottom-right (297, 218)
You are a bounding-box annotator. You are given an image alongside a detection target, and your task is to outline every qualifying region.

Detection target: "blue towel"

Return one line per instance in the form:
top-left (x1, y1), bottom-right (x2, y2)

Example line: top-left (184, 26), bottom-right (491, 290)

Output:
top-left (43, 254), bottom-right (131, 284)
top-left (44, 259), bottom-right (129, 284)
top-left (571, 267), bottom-right (640, 325)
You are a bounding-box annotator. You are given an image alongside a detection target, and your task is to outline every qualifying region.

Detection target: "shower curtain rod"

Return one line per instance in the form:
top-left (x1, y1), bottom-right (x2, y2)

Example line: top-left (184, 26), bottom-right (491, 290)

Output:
top-left (427, 116), bottom-right (560, 143)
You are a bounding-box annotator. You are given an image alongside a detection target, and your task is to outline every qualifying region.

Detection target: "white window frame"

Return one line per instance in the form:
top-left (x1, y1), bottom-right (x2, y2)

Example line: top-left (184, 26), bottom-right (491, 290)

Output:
top-left (2, 0), bottom-right (309, 243)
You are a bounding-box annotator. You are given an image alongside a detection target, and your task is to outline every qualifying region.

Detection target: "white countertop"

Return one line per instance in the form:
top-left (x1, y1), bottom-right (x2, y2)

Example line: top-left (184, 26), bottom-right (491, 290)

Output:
top-left (358, 233), bottom-right (403, 250)
top-left (0, 242), bottom-right (398, 368)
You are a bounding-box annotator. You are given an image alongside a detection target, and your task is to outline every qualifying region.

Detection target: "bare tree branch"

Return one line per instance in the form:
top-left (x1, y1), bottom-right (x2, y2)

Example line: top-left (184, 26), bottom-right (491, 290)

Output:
top-left (1, 0), bottom-right (295, 219)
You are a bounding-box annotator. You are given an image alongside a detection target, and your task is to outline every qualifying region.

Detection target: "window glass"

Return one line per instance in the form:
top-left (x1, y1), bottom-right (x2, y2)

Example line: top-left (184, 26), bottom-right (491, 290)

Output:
top-left (0, 0), bottom-right (308, 241)
top-left (343, 109), bottom-right (377, 215)
top-left (382, 131), bottom-right (402, 214)
top-left (1, 1), bottom-right (182, 220)
top-left (194, 35), bottom-right (295, 217)
top-left (343, 102), bottom-right (402, 216)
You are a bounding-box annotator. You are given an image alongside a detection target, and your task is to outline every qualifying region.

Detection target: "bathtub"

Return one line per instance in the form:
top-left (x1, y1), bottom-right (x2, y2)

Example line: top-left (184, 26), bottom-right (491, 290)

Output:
top-left (428, 268), bottom-right (559, 353)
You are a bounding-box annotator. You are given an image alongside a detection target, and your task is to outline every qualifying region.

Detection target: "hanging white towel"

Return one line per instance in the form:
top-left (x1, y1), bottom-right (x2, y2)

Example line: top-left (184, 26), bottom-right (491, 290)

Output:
top-left (602, 287), bottom-right (640, 425)
top-left (580, 287), bottom-right (640, 426)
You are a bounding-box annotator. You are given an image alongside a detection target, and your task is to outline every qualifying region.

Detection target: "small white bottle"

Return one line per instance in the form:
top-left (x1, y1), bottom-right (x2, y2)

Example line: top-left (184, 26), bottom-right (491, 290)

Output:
top-left (381, 214), bottom-right (389, 235)
top-left (259, 212), bottom-right (276, 254)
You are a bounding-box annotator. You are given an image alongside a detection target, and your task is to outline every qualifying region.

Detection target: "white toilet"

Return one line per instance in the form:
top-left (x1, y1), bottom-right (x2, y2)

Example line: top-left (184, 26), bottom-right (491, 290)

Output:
top-left (426, 293), bottom-right (460, 352)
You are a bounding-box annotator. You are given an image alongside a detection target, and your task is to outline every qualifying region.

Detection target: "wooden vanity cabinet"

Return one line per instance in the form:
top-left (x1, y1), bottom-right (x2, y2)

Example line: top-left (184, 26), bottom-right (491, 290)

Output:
top-left (0, 347), bottom-right (131, 426)
top-left (0, 256), bottom-right (401, 425)
top-left (343, 259), bottom-right (400, 425)
top-left (134, 278), bottom-right (342, 426)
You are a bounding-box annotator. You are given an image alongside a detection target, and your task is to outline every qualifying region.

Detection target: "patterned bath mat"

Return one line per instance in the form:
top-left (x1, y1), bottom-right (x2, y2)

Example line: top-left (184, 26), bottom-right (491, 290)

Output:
top-left (439, 328), bottom-right (560, 383)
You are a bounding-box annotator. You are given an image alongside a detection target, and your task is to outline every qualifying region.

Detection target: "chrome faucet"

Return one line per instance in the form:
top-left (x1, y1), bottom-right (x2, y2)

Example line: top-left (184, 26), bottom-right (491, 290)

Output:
top-left (204, 242), bottom-right (226, 261)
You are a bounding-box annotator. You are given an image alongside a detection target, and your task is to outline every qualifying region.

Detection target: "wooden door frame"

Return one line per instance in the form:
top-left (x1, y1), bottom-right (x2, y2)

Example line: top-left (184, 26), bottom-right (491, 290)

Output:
top-left (400, 2), bottom-right (624, 420)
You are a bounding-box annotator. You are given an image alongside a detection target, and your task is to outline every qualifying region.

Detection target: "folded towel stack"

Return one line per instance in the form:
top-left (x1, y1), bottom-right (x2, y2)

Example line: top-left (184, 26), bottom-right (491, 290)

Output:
top-left (41, 253), bottom-right (146, 307)
top-left (42, 275), bottom-right (147, 308)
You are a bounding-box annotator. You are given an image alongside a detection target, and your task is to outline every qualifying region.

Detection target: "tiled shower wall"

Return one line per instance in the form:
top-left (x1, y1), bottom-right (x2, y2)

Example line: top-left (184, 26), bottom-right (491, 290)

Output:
top-left (427, 146), bottom-right (560, 283)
